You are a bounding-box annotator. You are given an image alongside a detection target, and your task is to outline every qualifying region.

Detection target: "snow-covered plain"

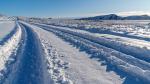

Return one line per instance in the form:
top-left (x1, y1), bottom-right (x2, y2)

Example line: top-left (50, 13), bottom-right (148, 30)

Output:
top-left (0, 21), bottom-right (22, 83)
top-left (0, 18), bottom-right (150, 84)
top-left (0, 21), bottom-right (16, 41)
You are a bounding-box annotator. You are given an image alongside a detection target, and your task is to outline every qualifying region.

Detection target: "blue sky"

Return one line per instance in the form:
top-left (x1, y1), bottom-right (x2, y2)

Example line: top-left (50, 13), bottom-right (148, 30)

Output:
top-left (0, 0), bottom-right (150, 17)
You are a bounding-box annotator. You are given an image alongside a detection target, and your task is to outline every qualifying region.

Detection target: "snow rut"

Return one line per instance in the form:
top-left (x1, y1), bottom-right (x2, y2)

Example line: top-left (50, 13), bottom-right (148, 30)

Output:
top-left (2, 22), bottom-right (53, 84)
top-left (10, 23), bottom-right (46, 84)
top-left (36, 24), bottom-right (150, 83)
top-left (37, 24), bottom-right (150, 63)
top-left (47, 24), bottom-right (150, 42)
top-left (8, 21), bottom-right (73, 84)
top-left (25, 22), bottom-right (73, 84)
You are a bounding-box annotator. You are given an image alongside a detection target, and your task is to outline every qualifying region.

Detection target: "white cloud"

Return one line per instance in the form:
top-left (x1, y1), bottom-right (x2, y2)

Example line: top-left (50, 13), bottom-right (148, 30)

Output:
top-left (117, 11), bottom-right (150, 16)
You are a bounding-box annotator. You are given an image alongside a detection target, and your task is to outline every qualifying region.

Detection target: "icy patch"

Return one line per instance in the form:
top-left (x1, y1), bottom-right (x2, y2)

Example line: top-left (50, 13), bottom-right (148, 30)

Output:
top-left (0, 22), bottom-right (22, 80)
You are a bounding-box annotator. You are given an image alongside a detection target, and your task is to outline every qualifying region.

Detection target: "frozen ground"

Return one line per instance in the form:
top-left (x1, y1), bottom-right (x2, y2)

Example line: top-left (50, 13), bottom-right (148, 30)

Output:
top-left (0, 19), bottom-right (150, 84)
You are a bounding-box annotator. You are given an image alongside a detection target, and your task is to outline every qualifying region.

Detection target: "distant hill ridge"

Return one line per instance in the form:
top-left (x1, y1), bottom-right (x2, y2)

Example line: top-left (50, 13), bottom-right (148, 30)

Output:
top-left (79, 14), bottom-right (150, 20)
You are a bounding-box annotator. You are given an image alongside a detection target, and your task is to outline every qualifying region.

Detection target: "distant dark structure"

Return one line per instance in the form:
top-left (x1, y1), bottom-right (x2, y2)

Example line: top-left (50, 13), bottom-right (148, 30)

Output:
top-left (79, 14), bottom-right (150, 20)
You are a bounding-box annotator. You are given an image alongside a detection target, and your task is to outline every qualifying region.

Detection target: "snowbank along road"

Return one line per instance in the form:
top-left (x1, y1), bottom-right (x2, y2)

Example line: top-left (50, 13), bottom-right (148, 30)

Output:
top-left (0, 20), bottom-right (150, 84)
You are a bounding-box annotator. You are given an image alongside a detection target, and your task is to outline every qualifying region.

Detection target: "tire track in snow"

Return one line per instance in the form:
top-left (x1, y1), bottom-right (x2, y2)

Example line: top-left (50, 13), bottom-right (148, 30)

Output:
top-left (35, 24), bottom-right (150, 63)
top-left (8, 23), bottom-right (47, 84)
top-left (36, 24), bottom-right (150, 70)
top-left (24, 22), bottom-right (73, 84)
top-left (36, 24), bottom-right (150, 83)
top-left (34, 27), bottom-right (123, 84)
top-left (45, 24), bottom-right (150, 42)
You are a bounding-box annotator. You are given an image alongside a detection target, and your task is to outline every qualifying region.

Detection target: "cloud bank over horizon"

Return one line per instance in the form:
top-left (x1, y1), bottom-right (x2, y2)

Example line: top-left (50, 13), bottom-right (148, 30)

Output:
top-left (117, 11), bottom-right (150, 16)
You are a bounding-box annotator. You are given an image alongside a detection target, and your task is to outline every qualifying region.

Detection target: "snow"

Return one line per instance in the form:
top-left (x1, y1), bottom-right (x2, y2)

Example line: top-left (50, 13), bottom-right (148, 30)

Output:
top-left (34, 23), bottom-right (150, 83)
top-left (0, 21), bottom-right (16, 41)
top-left (33, 25), bottom-right (123, 84)
top-left (22, 22), bottom-right (73, 84)
top-left (34, 19), bottom-right (150, 41)
top-left (0, 18), bottom-right (150, 84)
top-left (0, 22), bottom-right (22, 81)
top-left (41, 41), bottom-right (73, 84)
top-left (37, 24), bottom-right (150, 62)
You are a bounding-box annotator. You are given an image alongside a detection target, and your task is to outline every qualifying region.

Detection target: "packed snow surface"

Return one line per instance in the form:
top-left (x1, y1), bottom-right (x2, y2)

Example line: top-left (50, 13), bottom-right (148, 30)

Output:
top-left (33, 26), bottom-right (123, 84)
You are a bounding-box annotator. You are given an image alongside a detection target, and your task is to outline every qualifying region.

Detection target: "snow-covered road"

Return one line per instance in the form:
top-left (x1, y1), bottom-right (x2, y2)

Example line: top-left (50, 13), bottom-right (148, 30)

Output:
top-left (0, 20), bottom-right (150, 84)
top-left (33, 26), bottom-right (123, 84)
top-left (0, 22), bottom-right (52, 84)
top-left (34, 23), bottom-right (150, 84)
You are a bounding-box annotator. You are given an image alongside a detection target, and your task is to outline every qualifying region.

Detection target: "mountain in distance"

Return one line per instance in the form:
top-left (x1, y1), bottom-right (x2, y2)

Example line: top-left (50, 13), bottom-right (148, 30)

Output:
top-left (79, 14), bottom-right (150, 20)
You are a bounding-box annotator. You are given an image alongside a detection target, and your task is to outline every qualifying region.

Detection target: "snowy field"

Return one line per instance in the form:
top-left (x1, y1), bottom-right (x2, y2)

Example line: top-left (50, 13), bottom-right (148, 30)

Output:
top-left (0, 18), bottom-right (150, 84)
top-left (0, 21), bottom-right (16, 41)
